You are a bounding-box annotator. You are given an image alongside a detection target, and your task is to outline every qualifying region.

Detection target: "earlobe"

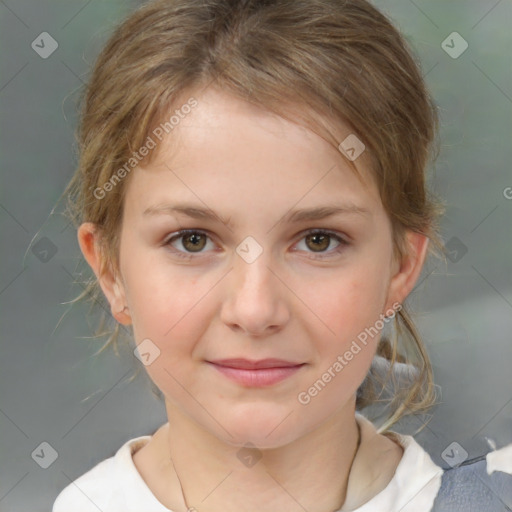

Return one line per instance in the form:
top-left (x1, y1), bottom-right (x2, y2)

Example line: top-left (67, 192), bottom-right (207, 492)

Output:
top-left (112, 281), bottom-right (132, 325)
top-left (77, 222), bottom-right (132, 325)
top-left (384, 231), bottom-right (429, 311)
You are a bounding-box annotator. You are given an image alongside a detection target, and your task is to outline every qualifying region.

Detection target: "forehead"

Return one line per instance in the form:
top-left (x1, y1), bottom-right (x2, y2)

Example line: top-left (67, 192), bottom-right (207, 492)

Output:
top-left (161, 87), bottom-right (369, 164)
top-left (124, 87), bottom-right (381, 218)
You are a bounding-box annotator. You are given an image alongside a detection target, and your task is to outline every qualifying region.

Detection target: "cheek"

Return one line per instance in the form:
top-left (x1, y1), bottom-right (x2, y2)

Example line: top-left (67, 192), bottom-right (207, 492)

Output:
top-left (122, 250), bottom-right (214, 352)
top-left (132, 276), bottom-right (211, 343)
top-left (298, 259), bottom-right (390, 398)
top-left (293, 268), bottom-right (388, 418)
top-left (307, 264), bottom-right (388, 347)
top-left (125, 265), bottom-right (218, 401)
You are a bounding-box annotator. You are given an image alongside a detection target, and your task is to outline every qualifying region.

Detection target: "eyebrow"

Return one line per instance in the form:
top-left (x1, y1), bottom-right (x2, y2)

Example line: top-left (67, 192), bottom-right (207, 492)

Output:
top-left (143, 202), bottom-right (371, 227)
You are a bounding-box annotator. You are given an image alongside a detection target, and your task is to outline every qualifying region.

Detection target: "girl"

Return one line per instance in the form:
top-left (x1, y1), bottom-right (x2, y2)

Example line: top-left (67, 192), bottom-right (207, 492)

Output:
top-left (53, 0), bottom-right (464, 510)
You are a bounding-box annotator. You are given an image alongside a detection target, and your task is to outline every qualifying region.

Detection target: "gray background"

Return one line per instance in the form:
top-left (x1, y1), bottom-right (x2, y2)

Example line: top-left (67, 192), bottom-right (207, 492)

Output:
top-left (1, 0), bottom-right (511, 510)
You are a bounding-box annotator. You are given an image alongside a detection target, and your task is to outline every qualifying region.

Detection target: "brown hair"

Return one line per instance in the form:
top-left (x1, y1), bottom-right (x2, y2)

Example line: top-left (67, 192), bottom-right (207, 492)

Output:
top-left (62, 0), bottom-right (444, 433)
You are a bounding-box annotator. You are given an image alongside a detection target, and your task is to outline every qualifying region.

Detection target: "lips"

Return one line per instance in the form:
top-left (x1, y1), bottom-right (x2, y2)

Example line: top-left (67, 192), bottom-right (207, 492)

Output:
top-left (208, 358), bottom-right (303, 370)
top-left (206, 359), bottom-right (306, 387)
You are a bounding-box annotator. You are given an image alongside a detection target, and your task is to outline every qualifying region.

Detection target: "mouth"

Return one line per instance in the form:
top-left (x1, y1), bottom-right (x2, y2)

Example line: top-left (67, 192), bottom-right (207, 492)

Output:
top-left (206, 359), bottom-right (306, 387)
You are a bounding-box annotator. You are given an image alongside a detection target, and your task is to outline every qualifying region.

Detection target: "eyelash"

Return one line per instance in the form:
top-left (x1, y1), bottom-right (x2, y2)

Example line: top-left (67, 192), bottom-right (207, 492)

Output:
top-left (163, 228), bottom-right (350, 261)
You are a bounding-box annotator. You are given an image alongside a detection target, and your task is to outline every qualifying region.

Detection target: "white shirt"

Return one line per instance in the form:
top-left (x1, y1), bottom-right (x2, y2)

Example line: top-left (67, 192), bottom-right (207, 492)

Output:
top-left (53, 413), bottom-right (444, 512)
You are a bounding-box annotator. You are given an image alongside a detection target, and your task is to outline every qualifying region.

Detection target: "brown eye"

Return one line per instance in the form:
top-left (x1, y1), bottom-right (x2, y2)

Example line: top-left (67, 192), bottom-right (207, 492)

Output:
top-left (165, 230), bottom-right (213, 257)
top-left (181, 232), bottom-right (207, 252)
top-left (305, 232), bottom-right (331, 252)
top-left (294, 229), bottom-right (348, 259)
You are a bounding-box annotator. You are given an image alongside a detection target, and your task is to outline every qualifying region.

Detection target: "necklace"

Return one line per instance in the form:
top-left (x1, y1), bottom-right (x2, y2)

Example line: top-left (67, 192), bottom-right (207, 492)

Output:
top-left (168, 421), bottom-right (361, 512)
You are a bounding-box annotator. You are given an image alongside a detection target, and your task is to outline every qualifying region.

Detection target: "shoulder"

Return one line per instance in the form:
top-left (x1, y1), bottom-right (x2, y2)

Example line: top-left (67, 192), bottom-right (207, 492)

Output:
top-left (52, 436), bottom-right (151, 512)
top-left (349, 414), bottom-right (443, 511)
top-left (356, 412), bottom-right (512, 511)
top-left (52, 453), bottom-right (118, 512)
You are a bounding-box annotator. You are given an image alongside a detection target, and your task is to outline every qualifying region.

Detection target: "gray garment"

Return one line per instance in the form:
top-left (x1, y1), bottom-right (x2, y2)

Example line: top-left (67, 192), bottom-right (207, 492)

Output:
top-left (359, 356), bottom-right (512, 511)
top-left (431, 458), bottom-right (512, 511)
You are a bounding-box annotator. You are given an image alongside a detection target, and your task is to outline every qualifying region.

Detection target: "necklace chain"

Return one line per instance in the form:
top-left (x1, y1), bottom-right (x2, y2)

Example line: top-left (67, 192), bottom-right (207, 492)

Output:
top-left (167, 434), bottom-right (191, 511)
top-left (168, 421), bottom-right (361, 512)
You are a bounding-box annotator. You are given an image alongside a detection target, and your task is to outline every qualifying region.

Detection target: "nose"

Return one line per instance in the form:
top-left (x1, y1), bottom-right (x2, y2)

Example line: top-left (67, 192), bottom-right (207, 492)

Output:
top-left (220, 250), bottom-right (290, 337)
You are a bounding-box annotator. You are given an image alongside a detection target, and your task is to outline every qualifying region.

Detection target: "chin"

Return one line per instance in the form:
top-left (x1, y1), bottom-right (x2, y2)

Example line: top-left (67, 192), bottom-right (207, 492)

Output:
top-left (211, 402), bottom-right (306, 449)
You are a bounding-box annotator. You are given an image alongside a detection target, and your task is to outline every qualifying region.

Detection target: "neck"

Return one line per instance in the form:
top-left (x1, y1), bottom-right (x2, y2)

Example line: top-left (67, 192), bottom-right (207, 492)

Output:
top-left (163, 399), bottom-right (361, 512)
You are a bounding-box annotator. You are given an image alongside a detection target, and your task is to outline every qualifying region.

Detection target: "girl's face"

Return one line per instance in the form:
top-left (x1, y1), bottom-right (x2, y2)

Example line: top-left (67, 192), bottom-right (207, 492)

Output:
top-left (82, 88), bottom-right (426, 448)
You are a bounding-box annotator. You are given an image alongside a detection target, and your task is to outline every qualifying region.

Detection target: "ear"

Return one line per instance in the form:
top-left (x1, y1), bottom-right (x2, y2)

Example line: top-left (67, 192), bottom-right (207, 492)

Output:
top-left (384, 231), bottom-right (429, 312)
top-left (77, 222), bottom-right (132, 325)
